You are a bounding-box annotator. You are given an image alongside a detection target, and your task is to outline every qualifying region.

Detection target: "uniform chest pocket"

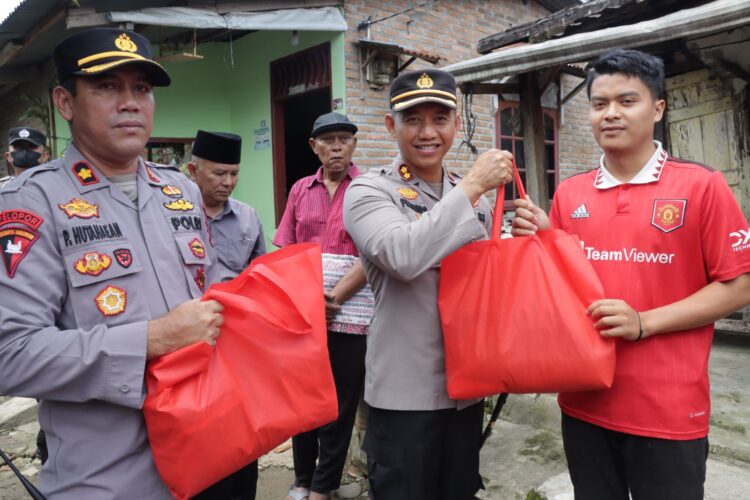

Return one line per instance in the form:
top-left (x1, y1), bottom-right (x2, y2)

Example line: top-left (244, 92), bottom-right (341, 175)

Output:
top-left (61, 243), bottom-right (143, 325)
top-left (62, 243), bottom-right (141, 288)
top-left (173, 232), bottom-right (211, 266)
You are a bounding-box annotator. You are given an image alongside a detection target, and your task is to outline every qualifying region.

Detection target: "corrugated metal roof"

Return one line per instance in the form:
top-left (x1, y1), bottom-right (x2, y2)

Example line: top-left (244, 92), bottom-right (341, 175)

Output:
top-left (445, 0), bottom-right (750, 83)
top-left (477, 0), bottom-right (708, 54)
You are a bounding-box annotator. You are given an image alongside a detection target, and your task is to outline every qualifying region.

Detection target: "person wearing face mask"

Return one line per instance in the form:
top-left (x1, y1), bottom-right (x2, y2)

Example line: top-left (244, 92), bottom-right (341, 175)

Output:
top-left (0, 127), bottom-right (49, 188)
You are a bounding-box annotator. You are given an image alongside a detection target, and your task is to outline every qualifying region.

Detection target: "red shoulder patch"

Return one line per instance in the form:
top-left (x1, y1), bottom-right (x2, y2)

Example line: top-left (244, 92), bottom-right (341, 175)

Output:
top-left (0, 209), bottom-right (44, 278)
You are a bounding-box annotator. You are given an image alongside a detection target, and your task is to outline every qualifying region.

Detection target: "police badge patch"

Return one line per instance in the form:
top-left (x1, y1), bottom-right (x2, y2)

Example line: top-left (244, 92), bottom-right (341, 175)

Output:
top-left (114, 248), bottom-right (133, 268)
top-left (95, 285), bottom-right (127, 316)
top-left (189, 238), bottom-right (206, 259)
top-left (195, 267), bottom-right (206, 291)
top-left (74, 251), bottom-right (112, 276)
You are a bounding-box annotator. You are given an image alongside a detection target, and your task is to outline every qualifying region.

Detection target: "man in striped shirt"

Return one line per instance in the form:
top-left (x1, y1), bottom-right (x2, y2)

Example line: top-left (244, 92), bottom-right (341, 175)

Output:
top-left (275, 112), bottom-right (372, 500)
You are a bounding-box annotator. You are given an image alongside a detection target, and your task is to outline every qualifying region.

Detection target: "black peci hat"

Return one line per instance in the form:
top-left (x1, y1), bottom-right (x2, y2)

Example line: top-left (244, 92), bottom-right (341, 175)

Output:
top-left (192, 130), bottom-right (242, 165)
top-left (310, 112), bottom-right (358, 138)
top-left (389, 69), bottom-right (457, 111)
top-left (8, 127), bottom-right (46, 147)
top-left (53, 28), bottom-right (171, 86)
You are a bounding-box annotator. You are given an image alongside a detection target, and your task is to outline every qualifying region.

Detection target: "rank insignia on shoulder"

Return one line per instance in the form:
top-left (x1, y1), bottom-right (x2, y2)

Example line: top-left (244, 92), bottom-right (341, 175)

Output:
top-left (195, 267), bottom-right (206, 291)
top-left (95, 285), bottom-right (127, 316)
top-left (72, 162), bottom-right (100, 186)
top-left (164, 199), bottom-right (194, 211)
top-left (398, 164), bottom-right (414, 182)
top-left (58, 198), bottom-right (100, 219)
top-left (397, 188), bottom-right (419, 200)
top-left (161, 185), bottom-right (182, 198)
top-left (189, 237), bottom-right (206, 259)
top-left (114, 248), bottom-right (132, 268)
top-left (75, 251), bottom-right (112, 276)
top-left (146, 166), bottom-right (161, 184)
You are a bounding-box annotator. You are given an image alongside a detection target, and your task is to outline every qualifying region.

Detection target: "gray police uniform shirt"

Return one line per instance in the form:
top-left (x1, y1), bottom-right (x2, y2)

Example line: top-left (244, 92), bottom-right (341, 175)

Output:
top-left (343, 155), bottom-right (492, 411)
top-left (0, 175), bottom-right (13, 189)
top-left (0, 143), bottom-right (216, 499)
top-left (209, 198), bottom-right (266, 281)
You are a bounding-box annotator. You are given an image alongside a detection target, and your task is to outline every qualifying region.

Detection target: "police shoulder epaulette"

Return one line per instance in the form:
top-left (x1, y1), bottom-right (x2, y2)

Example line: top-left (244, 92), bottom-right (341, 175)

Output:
top-left (1, 161), bottom-right (61, 193)
top-left (145, 161), bottom-right (180, 172)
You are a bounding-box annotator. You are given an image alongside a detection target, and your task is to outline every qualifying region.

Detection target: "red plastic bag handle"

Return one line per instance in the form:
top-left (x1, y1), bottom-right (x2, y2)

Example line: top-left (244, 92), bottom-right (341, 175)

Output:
top-left (490, 159), bottom-right (526, 239)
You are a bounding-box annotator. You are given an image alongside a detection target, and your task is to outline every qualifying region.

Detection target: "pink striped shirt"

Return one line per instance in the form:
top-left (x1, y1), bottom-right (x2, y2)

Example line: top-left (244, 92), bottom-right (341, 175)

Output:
top-left (272, 164), bottom-right (361, 256)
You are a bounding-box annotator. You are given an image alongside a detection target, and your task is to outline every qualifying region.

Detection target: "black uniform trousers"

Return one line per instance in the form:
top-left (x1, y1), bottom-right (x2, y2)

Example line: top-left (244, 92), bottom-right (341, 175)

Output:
top-left (191, 461), bottom-right (257, 500)
top-left (364, 401), bottom-right (484, 500)
top-left (562, 413), bottom-right (708, 500)
top-left (293, 331), bottom-right (367, 493)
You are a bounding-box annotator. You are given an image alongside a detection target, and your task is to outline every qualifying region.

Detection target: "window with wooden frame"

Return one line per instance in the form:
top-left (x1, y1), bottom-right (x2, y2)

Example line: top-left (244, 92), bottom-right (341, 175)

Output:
top-left (497, 101), bottom-right (558, 209)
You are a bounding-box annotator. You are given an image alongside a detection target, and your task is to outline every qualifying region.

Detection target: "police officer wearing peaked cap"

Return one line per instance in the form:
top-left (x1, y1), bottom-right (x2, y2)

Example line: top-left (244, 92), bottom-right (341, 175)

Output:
top-left (343, 68), bottom-right (515, 499)
top-left (0, 28), bottom-right (226, 500)
top-left (0, 127), bottom-right (49, 189)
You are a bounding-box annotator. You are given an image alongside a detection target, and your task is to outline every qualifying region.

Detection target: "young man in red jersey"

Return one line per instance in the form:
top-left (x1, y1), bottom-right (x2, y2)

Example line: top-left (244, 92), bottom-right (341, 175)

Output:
top-left (513, 49), bottom-right (750, 499)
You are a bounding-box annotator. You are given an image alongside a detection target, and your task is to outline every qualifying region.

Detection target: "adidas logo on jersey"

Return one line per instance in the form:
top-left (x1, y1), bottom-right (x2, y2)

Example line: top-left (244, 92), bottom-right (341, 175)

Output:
top-left (571, 204), bottom-right (590, 219)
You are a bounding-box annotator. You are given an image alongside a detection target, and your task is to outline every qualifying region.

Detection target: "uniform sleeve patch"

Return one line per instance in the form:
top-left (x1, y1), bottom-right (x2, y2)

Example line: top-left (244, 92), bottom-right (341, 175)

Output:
top-left (1, 227), bottom-right (40, 278)
top-left (95, 285), bottom-right (127, 316)
top-left (0, 209), bottom-right (44, 278)
top-left (0, 209), bottom-right (44, 230)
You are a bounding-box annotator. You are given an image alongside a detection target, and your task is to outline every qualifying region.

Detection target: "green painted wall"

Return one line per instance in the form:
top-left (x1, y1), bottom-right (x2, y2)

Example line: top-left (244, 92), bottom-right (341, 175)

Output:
top-left (53, 29), bottom-right (347, 250)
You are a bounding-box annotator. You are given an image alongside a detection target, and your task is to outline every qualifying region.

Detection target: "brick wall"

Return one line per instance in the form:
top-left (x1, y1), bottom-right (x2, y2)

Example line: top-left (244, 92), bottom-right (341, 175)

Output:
top-left (342, 0), bottom-right (601, 198)
top-left (558, 74), bottom-right (602, 179)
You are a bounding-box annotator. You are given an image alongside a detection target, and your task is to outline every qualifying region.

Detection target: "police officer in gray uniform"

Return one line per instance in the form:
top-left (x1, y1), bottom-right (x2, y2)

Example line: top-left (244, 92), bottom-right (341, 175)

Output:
top-left (0, 28), bottom-right (224, 499)
top-left (0, 127), bottom-right (49, 188)
top-left (187, 130), bottom-right (263, 498)
top-left (188, 130), bottom-right (265, 283)
top-left (343, 69), bottom-right (514, 499)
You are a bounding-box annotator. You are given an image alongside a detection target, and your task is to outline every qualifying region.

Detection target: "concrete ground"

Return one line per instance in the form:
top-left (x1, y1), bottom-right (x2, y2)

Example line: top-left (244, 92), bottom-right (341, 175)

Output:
top-left (1, 339), bottom-right (748, 499)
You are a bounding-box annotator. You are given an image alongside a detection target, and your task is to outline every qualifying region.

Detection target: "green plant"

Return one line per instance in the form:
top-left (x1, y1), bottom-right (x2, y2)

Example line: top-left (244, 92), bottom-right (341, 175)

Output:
top-left (18, 94), bottom-right (51, 144)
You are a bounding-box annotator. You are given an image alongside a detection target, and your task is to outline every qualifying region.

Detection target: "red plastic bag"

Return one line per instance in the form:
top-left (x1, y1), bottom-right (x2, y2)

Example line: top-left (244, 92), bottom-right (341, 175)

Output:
top-left (143, 243), bottom-right (337, 499)
top-left (438, 165), bottom-right (615, 398)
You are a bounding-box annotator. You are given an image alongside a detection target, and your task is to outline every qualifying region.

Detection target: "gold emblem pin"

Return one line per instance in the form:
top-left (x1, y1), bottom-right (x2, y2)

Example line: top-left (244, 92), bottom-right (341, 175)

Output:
top-left (416, 73), bottom-right (434, 89)
top-left (115, 34), bottom-right (138, 53)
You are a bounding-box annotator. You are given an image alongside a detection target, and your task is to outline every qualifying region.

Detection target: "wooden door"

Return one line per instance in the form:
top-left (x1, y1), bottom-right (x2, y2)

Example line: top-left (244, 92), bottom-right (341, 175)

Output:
top-left (666, 69), bottom-right (750, 218)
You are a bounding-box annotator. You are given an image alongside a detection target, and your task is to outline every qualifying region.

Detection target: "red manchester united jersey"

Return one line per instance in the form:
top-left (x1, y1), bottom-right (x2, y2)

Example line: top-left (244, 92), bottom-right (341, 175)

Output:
top-left (550, 144), bottom-right (750, 440)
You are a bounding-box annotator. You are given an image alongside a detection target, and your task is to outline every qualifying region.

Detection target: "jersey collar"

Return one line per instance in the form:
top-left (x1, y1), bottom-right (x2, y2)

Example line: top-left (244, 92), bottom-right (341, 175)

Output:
top-left (594, 141), bottom-right (668, 190)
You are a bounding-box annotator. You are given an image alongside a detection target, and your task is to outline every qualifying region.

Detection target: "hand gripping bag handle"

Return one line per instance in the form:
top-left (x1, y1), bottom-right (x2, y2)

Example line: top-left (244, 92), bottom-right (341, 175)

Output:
top-left (204, 261), bottom-right (314, 336)
top-left (490, 159), bottom-right (526, 239)
top-left (480, 158), bottom-right (524, 449)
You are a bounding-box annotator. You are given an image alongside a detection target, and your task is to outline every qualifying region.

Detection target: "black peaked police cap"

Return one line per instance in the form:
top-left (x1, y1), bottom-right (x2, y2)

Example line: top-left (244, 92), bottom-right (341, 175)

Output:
top-left (9, 127), bottom-right (46, 147)
top-left (389, 68), bottom-right (457, 112)
top-left (192, 130), bottom-right (243, 165)
top-left (54, 28), bottom-right (171, 86)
